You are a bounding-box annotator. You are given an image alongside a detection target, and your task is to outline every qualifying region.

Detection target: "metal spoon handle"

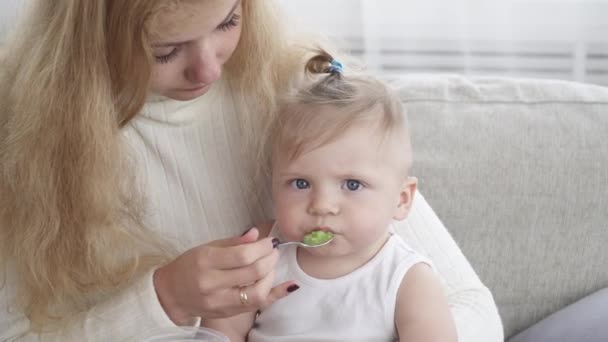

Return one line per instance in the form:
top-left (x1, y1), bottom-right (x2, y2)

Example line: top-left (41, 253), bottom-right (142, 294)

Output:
top-left (277, 238), bottom-right (333, 248)
top-left (276, 241), bottom-right (303, 247)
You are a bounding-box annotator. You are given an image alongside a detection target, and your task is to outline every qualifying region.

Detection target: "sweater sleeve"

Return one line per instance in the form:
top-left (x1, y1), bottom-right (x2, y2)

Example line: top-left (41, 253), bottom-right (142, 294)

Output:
top-left (0, 269), bottom-right (197, 341)
top-left (394, 190), bottom-right (504, 342)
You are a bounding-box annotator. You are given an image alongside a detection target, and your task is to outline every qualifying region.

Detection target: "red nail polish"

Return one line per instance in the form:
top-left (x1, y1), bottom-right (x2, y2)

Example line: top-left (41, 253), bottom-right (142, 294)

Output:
top-left (287, 284), bottom-right (300, 293)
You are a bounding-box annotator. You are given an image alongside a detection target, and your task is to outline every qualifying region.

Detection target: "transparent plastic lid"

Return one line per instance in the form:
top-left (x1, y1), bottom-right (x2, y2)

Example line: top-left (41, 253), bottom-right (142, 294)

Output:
top-left (136, 327), bottom-right (230, 342)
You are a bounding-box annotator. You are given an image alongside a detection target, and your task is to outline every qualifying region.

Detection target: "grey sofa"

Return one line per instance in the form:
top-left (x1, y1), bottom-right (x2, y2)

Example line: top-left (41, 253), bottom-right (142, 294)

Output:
top-left (395, 75), bottom-right (608, 340)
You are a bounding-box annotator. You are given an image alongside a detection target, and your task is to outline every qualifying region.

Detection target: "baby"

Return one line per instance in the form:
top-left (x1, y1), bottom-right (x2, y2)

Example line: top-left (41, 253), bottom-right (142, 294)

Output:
top-left (205, 50), bottom-right (457, 342)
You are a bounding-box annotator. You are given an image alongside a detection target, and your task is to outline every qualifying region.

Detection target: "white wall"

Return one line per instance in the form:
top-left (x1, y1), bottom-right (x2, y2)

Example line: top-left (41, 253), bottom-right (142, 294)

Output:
top-left (2, 1), bottom-right (606, 83)
top-left (280, 0), bottom-right (608, 42)
top-left (4, 1), bottom-right (607, 43)
top-left (0, 0), bottom-right (25, 43)
top-left (280, 0), bottom-right (608, 85)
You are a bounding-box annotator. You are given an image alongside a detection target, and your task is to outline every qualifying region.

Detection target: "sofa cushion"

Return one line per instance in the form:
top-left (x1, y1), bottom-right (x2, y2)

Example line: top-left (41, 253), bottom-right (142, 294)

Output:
top-left (391, 75), bottom-right (608, 338)
top-left (507, 287), bottom-right (608, 342)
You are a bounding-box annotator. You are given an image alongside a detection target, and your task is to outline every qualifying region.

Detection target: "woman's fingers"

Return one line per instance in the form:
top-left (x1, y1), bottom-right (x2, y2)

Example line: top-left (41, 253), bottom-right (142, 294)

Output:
top-left (153, 228), bottom-right (295, 323)
top-left (260, 281), bottom-right (299, 310)
top-left (235, 269), bottom-right (276, 308)
top-left (211, 227), bottom-right (260, 248)
top-left (213, 249), bottom-right (279, 288)
top-left (208, 236), bottom-right (278, 270)
top-left (187, 233), bottom-right (279, 293)
top-left (236, 270), bottom-right (298, 310)
top-left (202, 270), bottom-right (287, 317)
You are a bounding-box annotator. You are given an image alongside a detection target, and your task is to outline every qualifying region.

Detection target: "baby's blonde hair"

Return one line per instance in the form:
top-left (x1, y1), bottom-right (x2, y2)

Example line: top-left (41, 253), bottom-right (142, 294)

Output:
top-left (0, 0), bottom-right (303, 331)
top-left (269, 49), bottom-right (412, 172)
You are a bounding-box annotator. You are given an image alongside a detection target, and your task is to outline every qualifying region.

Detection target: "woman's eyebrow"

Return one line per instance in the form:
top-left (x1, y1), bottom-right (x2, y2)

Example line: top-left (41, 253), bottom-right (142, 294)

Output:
top-left (152, 0), bottom-right (241, 48)
top-left (222, 0), bottom-right (242, 23)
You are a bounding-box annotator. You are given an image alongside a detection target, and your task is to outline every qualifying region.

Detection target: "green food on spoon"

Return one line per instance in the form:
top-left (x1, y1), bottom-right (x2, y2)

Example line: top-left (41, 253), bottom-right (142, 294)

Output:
top-left (302, 230), bottom-right (334, 246)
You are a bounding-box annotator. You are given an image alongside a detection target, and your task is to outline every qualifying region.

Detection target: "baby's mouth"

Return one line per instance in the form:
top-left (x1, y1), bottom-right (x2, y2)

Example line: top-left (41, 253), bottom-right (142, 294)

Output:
top-left (301, 228), bottom-right (335, 246)
top-left (310, 226), bottom-right (332, 233)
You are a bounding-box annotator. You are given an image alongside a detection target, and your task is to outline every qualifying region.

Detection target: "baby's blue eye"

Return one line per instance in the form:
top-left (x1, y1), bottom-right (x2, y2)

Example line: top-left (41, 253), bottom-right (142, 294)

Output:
top-left (291, 179), bottom-right (310, 190)
top-left (345, 179), bottom-right (362, 191)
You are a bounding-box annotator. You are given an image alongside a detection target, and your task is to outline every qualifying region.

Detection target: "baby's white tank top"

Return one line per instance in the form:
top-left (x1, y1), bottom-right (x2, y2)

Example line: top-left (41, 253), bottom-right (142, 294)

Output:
top-left (248, 226), bottom-right (431, 342)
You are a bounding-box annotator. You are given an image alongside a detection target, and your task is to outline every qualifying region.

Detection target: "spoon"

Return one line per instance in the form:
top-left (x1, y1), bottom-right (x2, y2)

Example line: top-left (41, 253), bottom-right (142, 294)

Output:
top-left (277, 236), bottom-right (334, 248)
top-left (277, 231), bottom-right (335, 248)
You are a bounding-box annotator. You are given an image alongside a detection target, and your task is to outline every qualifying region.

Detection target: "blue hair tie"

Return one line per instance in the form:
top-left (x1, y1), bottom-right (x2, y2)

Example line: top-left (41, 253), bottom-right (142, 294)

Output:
top-left (329, 59), bottom-right (344, 75)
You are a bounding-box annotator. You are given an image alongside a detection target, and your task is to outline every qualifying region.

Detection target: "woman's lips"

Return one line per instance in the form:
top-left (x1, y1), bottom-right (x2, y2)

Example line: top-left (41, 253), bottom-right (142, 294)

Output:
top-left (182, 84), bottom-right (208, 91)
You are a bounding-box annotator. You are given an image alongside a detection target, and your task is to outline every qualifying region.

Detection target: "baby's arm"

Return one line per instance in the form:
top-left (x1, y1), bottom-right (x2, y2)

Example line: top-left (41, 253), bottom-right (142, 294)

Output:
top-left (395, 263), bottom-right (458, 342)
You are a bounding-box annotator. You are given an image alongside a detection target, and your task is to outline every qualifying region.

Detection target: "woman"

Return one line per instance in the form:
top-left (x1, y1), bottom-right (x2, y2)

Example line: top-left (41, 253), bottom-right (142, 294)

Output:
top-left (0, 0), bottom-right (503, 340)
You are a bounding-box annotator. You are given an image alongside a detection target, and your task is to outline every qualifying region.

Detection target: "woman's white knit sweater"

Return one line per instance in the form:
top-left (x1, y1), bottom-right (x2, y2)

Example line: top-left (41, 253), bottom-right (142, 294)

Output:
top-left (0, 82), bottom-right (503, 341)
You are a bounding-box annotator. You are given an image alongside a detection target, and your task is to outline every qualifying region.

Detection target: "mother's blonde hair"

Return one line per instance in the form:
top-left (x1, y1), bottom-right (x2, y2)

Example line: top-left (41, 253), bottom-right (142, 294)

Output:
top-left (0, 0), bottom-right (300, 331)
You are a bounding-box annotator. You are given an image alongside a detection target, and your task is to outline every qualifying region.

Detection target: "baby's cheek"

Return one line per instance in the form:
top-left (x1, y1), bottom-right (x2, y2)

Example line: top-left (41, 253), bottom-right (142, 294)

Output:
top-left (350, 217), bottom-right (386, 240)
top-left (275, 212), bottom-right (300, 239)
top-left (277, 226), bottom-right (300, 242)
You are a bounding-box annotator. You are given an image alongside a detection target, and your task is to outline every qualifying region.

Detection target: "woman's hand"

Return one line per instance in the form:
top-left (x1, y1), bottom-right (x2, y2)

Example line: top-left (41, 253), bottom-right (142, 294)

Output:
top-left (153, 227), bottom-right (295, 325)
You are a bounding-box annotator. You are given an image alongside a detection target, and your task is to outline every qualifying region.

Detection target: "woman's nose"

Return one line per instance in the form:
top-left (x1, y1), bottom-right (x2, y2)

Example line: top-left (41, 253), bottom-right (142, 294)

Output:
top-left (307, 191), bottom-right (340, 216)
top-left (185, 43), bottom-right (222, 85)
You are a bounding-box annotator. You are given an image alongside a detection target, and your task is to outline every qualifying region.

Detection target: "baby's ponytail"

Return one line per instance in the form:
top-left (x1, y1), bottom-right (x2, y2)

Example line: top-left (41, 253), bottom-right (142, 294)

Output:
top-left (299, 48), bottom-right (353, 102)
top-left (304, 49), bottom-right (344, 79)
top-left (270, 47), bottom-right (409, 166)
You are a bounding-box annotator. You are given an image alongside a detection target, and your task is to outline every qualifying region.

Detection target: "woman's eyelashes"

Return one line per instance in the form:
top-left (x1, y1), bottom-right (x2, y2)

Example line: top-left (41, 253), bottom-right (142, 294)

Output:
top-left (217, 13), bottom-right (241, 32)
top-left (154, 46), bottom-right (182, 64)
top-left (153, 13), bottom-right (241, 64)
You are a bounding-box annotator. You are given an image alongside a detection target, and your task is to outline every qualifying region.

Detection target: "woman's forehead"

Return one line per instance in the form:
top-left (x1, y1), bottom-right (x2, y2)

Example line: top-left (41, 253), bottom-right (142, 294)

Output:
top-left (150, 0), bottom-right (241, 42)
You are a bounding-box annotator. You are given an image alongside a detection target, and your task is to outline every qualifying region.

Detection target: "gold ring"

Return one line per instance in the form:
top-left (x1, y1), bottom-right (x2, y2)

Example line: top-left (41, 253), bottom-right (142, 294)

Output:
top-left (239, 287), bottom-right (249, 305)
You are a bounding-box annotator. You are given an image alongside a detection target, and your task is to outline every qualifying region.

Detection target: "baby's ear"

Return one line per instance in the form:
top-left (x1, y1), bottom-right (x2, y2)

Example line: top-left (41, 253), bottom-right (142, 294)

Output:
top-left (393, 177), bottom-right (417, 220)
